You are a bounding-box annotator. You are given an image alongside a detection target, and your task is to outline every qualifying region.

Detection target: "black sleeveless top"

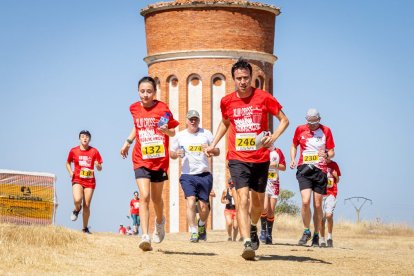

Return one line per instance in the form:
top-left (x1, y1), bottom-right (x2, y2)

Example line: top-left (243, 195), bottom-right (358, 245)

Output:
top-left (225, 188), bottom-right (235, 210)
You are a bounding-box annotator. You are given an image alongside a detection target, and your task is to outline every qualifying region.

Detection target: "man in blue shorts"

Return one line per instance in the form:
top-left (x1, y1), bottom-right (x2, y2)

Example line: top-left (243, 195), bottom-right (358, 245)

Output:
top-left (170, 110), bottom-right (220, 242)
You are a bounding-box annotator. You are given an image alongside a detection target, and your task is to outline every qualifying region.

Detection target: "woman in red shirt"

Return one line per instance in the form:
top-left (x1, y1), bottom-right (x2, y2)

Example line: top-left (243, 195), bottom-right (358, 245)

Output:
top-left (66, 130), bottom-right (103, 234)
top-left (120, 76), bottom-right (179, 251)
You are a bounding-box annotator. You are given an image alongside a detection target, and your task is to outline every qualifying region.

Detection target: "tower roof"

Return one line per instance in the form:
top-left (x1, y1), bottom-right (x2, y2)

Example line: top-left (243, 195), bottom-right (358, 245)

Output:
top-left (141, 0), bottom-right (280, 16)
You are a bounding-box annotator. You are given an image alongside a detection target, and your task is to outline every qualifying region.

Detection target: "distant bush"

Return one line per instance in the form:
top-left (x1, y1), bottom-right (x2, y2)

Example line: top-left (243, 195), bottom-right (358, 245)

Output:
top-left (275, 189), bottom-right (300, 216)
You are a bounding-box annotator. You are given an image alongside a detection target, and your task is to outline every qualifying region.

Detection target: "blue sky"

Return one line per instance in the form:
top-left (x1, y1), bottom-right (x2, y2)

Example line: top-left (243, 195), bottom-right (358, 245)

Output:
top-left (0, 0), bottom-right (413, 232)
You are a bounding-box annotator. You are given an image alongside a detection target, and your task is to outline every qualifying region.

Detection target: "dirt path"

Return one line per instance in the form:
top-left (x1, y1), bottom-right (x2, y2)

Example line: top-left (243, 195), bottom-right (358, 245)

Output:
top-left (7, 229), bottom-right (411, 275)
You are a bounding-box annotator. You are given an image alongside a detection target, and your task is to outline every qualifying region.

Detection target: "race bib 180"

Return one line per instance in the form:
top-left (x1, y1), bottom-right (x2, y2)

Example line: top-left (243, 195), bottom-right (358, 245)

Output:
top-left (80, 168), bottom-right (94, 179)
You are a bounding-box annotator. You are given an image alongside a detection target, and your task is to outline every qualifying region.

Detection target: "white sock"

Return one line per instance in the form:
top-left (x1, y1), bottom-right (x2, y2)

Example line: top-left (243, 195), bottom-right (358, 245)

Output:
top-left (244, 238), bottom-right (251, 244)
top-left (190, 226), bottom-right (198, 233)
top-left (320, 237), bottom-right (326, 243)
top-left (328, 233), bottom-right (332, 240)
top-left (198, 220), bottom-right (205, 226)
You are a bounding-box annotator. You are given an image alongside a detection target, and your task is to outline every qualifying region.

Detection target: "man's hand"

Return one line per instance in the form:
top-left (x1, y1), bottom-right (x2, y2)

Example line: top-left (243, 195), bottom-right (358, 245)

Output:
top-left (204, 145), bottom-right (216, 157)
top-left (290, 160), bottom-right (296, 169)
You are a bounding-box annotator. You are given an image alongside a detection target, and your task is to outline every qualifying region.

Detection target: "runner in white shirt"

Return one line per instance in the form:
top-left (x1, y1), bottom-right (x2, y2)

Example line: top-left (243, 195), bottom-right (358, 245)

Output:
top-left (170, 110), bottom-right (220, 242)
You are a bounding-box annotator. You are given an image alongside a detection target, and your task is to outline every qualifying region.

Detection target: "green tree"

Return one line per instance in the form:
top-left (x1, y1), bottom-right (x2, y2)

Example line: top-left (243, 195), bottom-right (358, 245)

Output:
top-left (275, 189), bottom-right (300, 215)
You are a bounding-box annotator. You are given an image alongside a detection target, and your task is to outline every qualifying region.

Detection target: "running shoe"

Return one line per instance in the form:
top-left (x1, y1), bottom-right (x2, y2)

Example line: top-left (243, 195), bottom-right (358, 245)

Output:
top-left (265, 234), bottom-right (273, 245)
top-left (190, 233), bottom-right (199, 243)
top-left (298, 230), bottom-right (312, 246)
top-left (198, 219), bottom-right (207, 241)
top-left (311, 234), bottom-right (320, 247)
top-left (320, 240), bottom-right (327, 247)
top-left (250, 225), bottom-right (260, 250)
top-left (327, 239), bottom-right (333, 248)
top-left (227, 237), bottom-right (232, 241)
top-left (71, 210), bottom-right (80, 221)
top-left (259, 229), bottom-right (266, 242)
top-left (241, 241), bottom-right (255, 260)
top-left (82, 227), bottom-right (92, 234)
top-left (152, 217), bottom-right (166, 243)
top-left (139, 234), bottom-right (152, 251)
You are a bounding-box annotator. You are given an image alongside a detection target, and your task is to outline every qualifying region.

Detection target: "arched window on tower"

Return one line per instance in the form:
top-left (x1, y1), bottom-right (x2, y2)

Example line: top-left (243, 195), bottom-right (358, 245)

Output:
top-left (211, 73), bottom-right (227, 230)
top-left (187, 74), bottom-right (203, 126)
top-left (154, 77), bottom-right (162, 101)
top-left (167, 74), bottom-right (180, 233)
top-left (255, 75), bottom-right (264, 90)
top-left (167, 75), bottom-right (179, 118)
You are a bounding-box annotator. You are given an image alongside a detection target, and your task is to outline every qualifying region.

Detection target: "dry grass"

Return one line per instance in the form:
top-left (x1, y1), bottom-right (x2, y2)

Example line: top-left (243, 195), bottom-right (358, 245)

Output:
top-left (0, 217), bottom-right (413, 275)
top-left (275, 214), bottom-right (414, 237)
top-left (336, 219), bottom-right (414, 237)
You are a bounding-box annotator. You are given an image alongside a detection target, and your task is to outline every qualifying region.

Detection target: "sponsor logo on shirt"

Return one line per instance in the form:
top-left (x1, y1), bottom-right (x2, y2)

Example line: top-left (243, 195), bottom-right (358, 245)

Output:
top-left (233, 105), bottom-right (262, 132)
top-left (79, 156), bottom-right (92, 167)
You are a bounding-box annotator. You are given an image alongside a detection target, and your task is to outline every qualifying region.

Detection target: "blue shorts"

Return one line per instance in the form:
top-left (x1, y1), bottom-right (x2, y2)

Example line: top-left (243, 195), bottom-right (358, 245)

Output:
top-left (179, 172), bottom-right (213, 203)
top-left (131, 214), bottom-right (140, 226)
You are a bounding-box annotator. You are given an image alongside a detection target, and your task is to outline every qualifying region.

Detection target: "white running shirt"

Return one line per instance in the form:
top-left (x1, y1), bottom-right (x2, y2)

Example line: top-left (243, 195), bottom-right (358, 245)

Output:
top-left (170, 128), bottom-right (213, 175)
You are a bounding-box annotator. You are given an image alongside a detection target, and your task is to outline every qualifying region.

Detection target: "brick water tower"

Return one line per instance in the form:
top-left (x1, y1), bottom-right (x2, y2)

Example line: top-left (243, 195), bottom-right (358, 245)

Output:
top-left (140, 0), bottom-right (280, 233)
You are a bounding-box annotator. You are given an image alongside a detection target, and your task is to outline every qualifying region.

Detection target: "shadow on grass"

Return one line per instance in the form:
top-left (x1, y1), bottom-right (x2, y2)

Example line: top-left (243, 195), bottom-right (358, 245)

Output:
top-left (258, 254), bottom-right (332, 264)
top-left (271, 242), bottom-right (353, 251)
top-left (157, 249), bottom-right (216, 256)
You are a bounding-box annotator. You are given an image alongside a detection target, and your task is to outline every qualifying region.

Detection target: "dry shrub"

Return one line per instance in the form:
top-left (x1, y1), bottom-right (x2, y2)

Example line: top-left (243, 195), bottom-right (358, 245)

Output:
top-left (275, 213), bottom-right (302, 232)
top-left (336, 219), bottom-right (414, 237)
top-left (0, 223), bottom-right (90, 273)
top-left (0, 223), bottom-right (87, 247)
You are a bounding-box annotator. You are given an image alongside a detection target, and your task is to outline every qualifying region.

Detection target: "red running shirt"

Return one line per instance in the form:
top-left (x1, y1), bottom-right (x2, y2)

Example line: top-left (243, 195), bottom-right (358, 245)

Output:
top-left (326, 161), bottom-right (341, 197)
top-left (67, 146), bottom-right (103, 189)
top-left (130, 199), bottom-right (140, 215)
top-left (292, 124), bottom-right (335, 174)
top-left (220, 88), bottom-right (283, 163)
top-left (130, 100), bottom-right (179, 171)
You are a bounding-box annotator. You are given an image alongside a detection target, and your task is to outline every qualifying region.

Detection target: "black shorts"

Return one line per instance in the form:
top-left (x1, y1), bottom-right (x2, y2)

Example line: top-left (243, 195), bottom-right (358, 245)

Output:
top-left (134, 167), bottom-right (168, 182)
top-left (228, 160), bottom-right (270, 193)
top-left (296, 164), bottom-right (327, 194)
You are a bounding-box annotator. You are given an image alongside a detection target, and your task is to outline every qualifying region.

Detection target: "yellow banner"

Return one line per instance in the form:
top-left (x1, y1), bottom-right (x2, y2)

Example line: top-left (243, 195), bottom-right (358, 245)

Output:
top-left (0, 170), bottom-right (57, 225)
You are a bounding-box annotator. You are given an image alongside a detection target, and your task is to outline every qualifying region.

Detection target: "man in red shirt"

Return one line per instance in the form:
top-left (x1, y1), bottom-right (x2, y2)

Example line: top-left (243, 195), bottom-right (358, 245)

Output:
top-left (320, 160), bottom-right (341, 247)
top-left (205, 59), bottom-right (289, 260)
top-left (290, 108), bottom-right (335, 247)
top-left (129, 191), bottom-right (140, 235)
top-left (66, 130), bottom-right (103, 234)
